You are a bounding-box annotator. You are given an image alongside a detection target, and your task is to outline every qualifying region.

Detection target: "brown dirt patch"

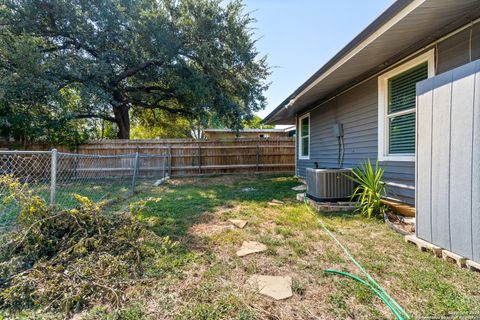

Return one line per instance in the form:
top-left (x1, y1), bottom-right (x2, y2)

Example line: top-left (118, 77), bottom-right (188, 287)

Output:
top-left (188, 222), bottom-right (234, 236)
top-left (167, 175), bottom-right (249, 187)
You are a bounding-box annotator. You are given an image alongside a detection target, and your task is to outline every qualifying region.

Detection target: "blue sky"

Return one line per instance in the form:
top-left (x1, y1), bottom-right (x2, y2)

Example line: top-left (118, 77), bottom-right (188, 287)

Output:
top-left (242, 0), bottom-right (395, 120)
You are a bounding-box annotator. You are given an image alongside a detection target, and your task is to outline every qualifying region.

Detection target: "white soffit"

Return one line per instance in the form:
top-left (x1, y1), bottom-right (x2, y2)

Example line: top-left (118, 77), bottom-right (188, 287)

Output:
top-left (265, 0), bottom-right (480, 124)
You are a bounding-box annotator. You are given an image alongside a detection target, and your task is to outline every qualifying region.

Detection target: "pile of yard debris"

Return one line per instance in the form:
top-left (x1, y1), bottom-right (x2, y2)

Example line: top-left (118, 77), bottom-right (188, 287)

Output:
top-left (384, 212), bottom-right (415, 235)
top-left (0, 176), bottom-right (153, 315)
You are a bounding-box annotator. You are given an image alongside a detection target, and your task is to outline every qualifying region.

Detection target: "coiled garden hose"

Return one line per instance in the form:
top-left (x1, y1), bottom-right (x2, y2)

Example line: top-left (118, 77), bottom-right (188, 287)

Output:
top-left (303, 193), bottom-right (411, 320)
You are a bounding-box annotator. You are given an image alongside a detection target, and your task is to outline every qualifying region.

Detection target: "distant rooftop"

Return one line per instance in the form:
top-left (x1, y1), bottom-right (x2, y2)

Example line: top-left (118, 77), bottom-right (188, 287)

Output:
top-left (204, 128), bottom-right (288, 133)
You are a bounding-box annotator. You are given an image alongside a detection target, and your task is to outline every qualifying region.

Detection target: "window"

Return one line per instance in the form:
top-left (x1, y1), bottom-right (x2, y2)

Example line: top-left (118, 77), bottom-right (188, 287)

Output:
top-left (378, 49), bottom-right (434, 161)
top-left (299, 113), bottom-right (310, 159)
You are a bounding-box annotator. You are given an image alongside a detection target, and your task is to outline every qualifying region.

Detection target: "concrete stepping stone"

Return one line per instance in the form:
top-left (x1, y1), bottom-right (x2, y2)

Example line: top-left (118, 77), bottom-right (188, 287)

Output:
top-left (292, 184), bottom-right (307, 191)
top-left (268, 199), bottom-right (285, 206)
top-left (153, 177), bottom-right (169, 186)
top-left (246, 275), bottom-right (293, 300)
top-left (229, 219), bottom-right (248, 229)
top-left (236, 241), bottom-right (267, 257)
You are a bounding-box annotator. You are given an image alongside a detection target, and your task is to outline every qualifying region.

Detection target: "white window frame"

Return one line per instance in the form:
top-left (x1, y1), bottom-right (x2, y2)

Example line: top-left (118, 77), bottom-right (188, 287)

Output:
top-left (378, 49), bottom-right (435, 161)
top-left (298, 113), bottom-right (310, 160)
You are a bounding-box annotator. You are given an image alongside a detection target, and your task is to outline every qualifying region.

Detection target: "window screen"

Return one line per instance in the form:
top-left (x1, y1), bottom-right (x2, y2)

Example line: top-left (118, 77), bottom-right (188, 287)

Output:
top-left (299, 115), bottom-right (309, 157)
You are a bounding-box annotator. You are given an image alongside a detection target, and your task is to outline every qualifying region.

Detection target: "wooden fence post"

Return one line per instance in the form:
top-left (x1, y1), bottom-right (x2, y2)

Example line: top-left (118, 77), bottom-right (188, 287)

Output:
top-left (256, 142), bottom-right (260, 173)
top-left (162, 156), bottom-right (166, 178)
top-left (130, 152), bottom-right (139, 196)
top-left (168, 144), bottom-right (172, 177)
top-left (198, 143), bottom-right (202, 174)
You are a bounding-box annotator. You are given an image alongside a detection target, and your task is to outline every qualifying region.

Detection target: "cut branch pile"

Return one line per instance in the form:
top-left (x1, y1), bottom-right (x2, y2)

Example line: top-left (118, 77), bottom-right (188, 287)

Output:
top-left (0, 176), bottom-right (155, 314)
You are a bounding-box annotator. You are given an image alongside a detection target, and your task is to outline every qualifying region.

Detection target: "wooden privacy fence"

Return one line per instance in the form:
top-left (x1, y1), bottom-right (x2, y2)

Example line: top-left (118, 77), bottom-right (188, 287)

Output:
top-left (76, 138), bottom-right (295, 177)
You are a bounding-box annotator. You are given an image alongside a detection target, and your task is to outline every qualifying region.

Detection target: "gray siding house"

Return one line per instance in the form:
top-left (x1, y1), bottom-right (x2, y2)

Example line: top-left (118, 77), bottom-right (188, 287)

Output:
top-left (264, 0), bottom-right (480, 205)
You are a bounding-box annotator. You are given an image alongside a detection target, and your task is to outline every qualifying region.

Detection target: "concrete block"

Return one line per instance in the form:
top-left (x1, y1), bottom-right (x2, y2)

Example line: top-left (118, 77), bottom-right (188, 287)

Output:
top-left (442, 250), bottom-right (467, 268)
top-left (466, 260), bottom-right (480, 272)
top-left (404, 235), bottom-right (442, 257)
top-left (298, 194), bottom-right (355, 212)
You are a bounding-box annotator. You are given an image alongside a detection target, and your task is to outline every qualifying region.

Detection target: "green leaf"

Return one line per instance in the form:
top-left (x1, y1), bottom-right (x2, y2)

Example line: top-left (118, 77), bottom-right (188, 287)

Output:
top-left (349, 159), bottom-right (387, 218)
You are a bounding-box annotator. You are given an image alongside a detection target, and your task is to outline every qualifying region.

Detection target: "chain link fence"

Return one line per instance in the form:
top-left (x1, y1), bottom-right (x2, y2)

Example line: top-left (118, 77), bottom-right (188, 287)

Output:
top-left (0, 150), bottom-right (169, 227)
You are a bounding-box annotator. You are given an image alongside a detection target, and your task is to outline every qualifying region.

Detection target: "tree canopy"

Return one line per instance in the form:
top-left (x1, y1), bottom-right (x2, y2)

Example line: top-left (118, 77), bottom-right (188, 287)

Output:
top-left (242, 115), bottom-right (274, 129)
top-left (0, 0), bottom-right (269, 141)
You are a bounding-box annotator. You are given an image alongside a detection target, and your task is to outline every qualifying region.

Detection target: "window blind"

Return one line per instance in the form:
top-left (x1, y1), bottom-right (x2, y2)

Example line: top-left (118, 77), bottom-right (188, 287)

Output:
top-left (388, 63), bottom-right (428, 114)
top-left (387, 62), bottom-right (428, 154)
top-left (389, 113), bottom-right (416, 154)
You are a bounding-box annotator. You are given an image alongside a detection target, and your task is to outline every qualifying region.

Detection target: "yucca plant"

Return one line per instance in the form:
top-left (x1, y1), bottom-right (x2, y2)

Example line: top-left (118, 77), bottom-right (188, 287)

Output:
top-left (348, 159), bottom-right (387, 218)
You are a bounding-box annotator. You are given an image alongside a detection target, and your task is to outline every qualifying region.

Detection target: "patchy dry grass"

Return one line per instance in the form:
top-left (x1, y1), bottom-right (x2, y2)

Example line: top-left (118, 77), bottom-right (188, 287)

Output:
top-left (3, 174), bottom-right (480, 319)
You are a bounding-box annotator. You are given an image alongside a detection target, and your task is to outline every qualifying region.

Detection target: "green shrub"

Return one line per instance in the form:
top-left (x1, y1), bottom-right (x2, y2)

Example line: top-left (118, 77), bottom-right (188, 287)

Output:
top-left (0, 176), bottom-right (152, 315)
top-left (348, 159), bottom-right (387, 218)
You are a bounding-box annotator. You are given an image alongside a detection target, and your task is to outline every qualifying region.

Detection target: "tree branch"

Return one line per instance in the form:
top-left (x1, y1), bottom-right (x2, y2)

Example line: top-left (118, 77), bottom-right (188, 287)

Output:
top-left (41, 41), bottom-right (76, 53)
top-left (127, 98), bottom-right (193, 117)
top-left (75, 113), bottom-right (116, 122)
top-left (122, 85), bottom-right (174, 93)
top-left (113, 60), bottom-right (165, 84)
top-left (43, 8), bottom-right (99, 59)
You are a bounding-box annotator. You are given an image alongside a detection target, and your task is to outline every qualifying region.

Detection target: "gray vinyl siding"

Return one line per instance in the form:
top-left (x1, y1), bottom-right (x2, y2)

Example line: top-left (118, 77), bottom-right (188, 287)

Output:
top-left (296, 78), bottom-right (415, 204)
top-left (296, 25), bottom-right (480, 205)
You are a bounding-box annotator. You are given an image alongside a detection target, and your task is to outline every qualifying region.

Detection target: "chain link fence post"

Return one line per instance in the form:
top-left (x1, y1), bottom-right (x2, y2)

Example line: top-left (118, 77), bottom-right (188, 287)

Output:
top-left (130, 152), bottom-right (140, 197)
top-left (50, 149), bottom-right (58, 205)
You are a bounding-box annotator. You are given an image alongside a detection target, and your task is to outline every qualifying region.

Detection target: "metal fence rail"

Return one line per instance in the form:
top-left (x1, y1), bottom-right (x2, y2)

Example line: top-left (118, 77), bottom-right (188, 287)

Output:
top-left (0, 150), bottom-right (169, 223)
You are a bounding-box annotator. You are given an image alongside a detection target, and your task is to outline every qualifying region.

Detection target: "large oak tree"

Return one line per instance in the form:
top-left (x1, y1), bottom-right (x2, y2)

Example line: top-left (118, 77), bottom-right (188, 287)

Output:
top-left (0, 0), bottom-right (269, 139)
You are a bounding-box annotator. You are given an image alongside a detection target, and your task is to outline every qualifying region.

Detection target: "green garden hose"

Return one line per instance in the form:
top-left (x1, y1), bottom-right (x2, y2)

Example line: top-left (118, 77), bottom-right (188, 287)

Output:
top-left (303, 193), bottom-right (410, 320)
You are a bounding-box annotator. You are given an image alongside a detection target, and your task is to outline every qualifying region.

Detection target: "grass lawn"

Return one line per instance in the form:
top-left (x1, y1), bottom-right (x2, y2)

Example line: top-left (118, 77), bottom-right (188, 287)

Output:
top-left (3, 174), bottom-right (480, 319)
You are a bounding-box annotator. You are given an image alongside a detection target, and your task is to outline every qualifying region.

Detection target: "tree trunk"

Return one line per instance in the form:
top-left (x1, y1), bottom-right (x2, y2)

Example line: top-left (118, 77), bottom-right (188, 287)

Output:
top-left (113, 105), bottom-right (130, 139)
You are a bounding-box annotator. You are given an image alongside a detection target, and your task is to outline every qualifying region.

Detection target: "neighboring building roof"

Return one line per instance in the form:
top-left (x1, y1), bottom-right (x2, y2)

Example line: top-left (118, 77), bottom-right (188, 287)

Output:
top-left (263, 0), bottom-right (480, 125)
top-left (204, 128), bottom-right (287, 133)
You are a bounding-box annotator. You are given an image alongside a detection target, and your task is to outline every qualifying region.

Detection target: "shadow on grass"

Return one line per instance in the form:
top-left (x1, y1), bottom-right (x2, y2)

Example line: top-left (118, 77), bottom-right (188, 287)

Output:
top-left (134, 174), bottom-right (300, 240)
